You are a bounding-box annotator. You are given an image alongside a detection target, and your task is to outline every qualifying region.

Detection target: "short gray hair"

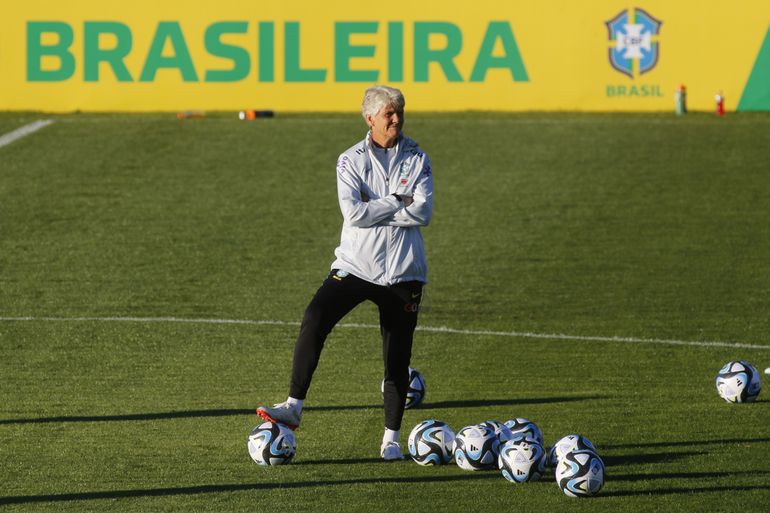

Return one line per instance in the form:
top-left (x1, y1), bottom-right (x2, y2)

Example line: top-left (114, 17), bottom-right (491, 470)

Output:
top-left (361, 85), bottom-right (405, 121)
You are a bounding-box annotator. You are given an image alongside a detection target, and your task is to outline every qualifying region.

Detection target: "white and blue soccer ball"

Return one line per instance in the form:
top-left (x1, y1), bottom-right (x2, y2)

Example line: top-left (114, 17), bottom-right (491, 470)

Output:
top-left (716, 360), bottom-right (761, 403)
top-left (504, 418), bottom-right (543, 445)
top-left (555, 449), bottom-right (605, 497)
top-left (408, 420), bottom-right (455, 465)
top-left (479, 420), bottom-right (515, 443)
top-left (381, 367), bottom-right (426, 409)
top-left (405, 368), bottom-right (427, 408)
top-left (547, 434), bottom-right (597, 467)
top-left (498, 439), bottom-right (547, 483)
top-left (247, 421), bottom-right (296, 466)
top-left (453, 424), bottom-right (500, 471)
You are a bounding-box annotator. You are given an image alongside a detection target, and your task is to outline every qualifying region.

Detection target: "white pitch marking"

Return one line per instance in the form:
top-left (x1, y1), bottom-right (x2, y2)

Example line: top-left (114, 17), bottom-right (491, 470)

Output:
top-left (0, 120), bottom-right (54, 149)
top-left (0, 316), bottom-right (767, 350)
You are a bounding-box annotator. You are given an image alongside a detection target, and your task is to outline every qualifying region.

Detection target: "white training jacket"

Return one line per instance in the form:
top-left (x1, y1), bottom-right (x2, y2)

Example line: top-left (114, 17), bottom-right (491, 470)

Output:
top-left (330, 131), bottom-right (433, 286)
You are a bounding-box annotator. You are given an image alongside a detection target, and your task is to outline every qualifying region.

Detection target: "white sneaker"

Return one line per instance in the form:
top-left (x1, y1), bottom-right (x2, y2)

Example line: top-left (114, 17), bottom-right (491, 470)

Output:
top-left (380, 441), bottom-right (404, 461)
top-left (256, 401), bottom-right (302, 430)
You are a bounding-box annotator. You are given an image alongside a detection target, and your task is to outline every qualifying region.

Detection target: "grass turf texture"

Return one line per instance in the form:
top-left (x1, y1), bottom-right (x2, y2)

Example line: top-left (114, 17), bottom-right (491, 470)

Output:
top-left (1, 112), bottom-right (769, 512)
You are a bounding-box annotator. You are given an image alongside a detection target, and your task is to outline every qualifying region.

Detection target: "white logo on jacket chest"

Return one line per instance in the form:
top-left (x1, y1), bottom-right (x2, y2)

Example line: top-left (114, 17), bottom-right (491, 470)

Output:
top-left (399, 161), bottom-right (410, 186)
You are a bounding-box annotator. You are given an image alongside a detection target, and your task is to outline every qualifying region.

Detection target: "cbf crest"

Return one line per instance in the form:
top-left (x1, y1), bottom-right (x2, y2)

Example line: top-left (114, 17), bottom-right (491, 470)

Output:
top-left (606, 8), bottom-right (662, 78)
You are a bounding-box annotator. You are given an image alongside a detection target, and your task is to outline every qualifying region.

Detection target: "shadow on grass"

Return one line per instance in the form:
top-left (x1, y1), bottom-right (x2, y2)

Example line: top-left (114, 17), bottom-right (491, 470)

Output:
top-left (294, 457), bottom-right (383, 465)
top-left (0, 396), bottom-right (598, 425)
top-left (418, 396), bottom-right (604, 410)
top-left (0, 473), bottom-right (499, 506)
top-left (590, 470), bottom-right (770, 498)
top-left (602, 484), bottom-right (770, 498)
top-left (609, 470), bottom-right (770, 482)
top-left (0, 409), bottom-right (255, 425)
top-left (301, 459), bottom-right (770, 471)
top-left (603, 437), bottom-right (770, 450)
top-left (603, 451), bottom-right (705, 467)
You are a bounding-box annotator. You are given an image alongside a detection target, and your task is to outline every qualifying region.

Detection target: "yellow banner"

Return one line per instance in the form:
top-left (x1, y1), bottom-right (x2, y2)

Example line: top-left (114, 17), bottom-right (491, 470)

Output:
top-left (1, 0), bottom-right (768, 112)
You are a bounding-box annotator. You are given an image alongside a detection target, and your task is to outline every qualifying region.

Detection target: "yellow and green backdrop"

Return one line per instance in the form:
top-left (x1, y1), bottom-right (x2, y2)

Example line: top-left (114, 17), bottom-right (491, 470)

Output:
top-left (1, 0), bottom-right (769, 112)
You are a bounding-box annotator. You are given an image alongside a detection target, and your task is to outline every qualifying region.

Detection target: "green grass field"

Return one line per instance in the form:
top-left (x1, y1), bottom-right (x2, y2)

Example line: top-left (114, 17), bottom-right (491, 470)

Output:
top-left (1, 112), bottom-right (769, 512)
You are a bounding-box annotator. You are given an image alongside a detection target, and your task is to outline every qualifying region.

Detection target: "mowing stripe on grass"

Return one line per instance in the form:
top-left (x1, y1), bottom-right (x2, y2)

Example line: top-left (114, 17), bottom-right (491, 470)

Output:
top-left (0, 120), bottom-right (53, 149)
top-left (1, 315), bottom-right (767, 350)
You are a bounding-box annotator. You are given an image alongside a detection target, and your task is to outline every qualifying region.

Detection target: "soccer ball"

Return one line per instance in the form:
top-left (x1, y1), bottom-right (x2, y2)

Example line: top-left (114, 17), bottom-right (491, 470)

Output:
top-left (504, 418), bottom-right (543, 445)
top-left (498, 439), bottom-right (547, 483)
top-left (453, 424), bottom-right (500, 471)
top-left (547, 434), bottom-right (596, 467)
top-left (247, 422), bottom-right (296, 466)
top-left (555, 449), bottom-right (605, 497)
top-left (405, 367), bottom-right (427, 408)
top-left (408, 420), bottom-right (455, 465)
top-left (381, 367), bottom-right (426, 409)
top-left (716, 360), bottom-right (761, 403)
top-left (479, 420), bottom-right (515, 443)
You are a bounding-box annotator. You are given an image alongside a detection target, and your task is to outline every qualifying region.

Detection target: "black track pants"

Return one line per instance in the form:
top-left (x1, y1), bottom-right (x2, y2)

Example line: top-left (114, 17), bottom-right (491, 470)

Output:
top-left (289, 270), bottom-right (423, 431)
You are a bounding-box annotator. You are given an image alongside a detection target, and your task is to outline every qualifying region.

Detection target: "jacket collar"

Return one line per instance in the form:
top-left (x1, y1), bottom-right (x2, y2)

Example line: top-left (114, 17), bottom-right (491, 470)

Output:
top-left (366, 130), bottom-right (404, 152)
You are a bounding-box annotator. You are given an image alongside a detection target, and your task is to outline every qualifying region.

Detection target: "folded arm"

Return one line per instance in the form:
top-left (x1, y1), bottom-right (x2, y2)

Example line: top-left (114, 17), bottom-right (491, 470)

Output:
top-left (380, 157), bottom-right (433, 227)
top-left (337, 157), bottom-right (401, 228)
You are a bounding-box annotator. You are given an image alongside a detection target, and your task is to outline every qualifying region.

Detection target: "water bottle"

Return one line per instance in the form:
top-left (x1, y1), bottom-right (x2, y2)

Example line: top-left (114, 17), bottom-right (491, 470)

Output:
top-left (715, 91), bottom-right (725, 116)
top-left (675, 84), bottom-right (687, 115)
top-left (239, 110), bottom-right (275, 120)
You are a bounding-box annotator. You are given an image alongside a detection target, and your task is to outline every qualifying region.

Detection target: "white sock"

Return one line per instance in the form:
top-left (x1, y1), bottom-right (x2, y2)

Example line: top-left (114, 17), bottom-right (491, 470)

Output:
top-left (383, 428), bottom-right (399, 445)
top-left (286, 397), bottom-right (304, 412)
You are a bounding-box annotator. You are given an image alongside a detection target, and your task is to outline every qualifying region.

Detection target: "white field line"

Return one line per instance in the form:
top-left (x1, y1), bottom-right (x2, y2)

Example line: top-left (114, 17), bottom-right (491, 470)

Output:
top-left (0, 316), bottom-right (767, 350)
top-left (0, 120), bottom-right (54, 149)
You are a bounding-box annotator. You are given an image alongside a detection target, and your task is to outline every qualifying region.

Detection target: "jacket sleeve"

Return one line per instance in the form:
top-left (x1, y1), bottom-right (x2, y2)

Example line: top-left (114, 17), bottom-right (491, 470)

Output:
top-left (337, 154), bottom-right (401, 228)
top-left (380, 154), bottom-right (433, 227)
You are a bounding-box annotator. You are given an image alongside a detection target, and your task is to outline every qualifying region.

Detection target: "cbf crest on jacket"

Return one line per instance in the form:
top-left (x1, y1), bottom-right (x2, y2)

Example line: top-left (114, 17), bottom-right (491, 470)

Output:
top-left (331, 132), bottom-right (433, 286)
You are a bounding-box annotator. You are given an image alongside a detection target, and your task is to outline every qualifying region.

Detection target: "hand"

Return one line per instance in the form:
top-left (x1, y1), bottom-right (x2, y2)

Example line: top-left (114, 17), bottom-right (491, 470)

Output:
top-left (402, 195), bottom-right (414, 207)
